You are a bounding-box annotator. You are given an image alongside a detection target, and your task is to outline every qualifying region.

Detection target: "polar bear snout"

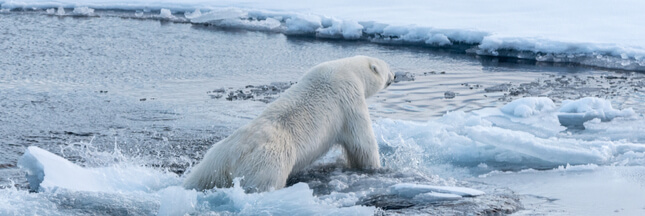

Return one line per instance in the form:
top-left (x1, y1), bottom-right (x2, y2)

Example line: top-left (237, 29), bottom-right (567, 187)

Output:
top-left (385, 72), bottom-right (396, 88)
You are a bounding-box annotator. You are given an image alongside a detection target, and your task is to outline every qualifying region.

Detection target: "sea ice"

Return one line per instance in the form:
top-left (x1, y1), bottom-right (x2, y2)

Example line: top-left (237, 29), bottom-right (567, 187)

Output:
top-left (373, 97), bottom-right (645, 169)
top-left (72, 7), bottom-right (94, 16)
top-left (285, 14), bottom-right (322, 35)
top-left (389, 183), bottom-right (485, 198)
top-left (558, 97), bottom-right (635, 129)
top-left (55, 6), bottom-right (64, 16)
top-left (184, 8), bottom-right (201, 19)
top-left (158, 8), bottom-right (174, 19)
top-left (500, 97), bottom-right (556, 117)
top-left (17, 146), bottom-right (181, 192)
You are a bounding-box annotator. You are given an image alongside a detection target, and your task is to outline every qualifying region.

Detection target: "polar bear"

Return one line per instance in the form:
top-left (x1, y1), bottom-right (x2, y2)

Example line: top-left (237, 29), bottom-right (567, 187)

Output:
top-left (183, 56), bottom-right (394, 192)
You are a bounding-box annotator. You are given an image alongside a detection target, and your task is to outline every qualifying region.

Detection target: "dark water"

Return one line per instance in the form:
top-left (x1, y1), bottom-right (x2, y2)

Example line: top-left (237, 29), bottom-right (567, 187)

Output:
top-left (1, 11), bottom-right (644, 215)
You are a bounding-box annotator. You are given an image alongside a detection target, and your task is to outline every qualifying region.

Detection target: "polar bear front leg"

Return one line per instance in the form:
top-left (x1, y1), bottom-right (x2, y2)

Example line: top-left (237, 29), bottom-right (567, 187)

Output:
top-left (341, 103), bottom-right (381, 169)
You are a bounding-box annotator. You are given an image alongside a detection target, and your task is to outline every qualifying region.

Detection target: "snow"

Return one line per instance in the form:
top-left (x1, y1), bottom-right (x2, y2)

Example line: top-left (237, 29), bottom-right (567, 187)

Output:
top-left (1, 0), bottom-right (645, 70)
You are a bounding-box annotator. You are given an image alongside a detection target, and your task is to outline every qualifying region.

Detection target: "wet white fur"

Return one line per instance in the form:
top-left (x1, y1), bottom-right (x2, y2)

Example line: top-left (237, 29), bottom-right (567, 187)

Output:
top-left (183, 56), bottom-right (394, 192)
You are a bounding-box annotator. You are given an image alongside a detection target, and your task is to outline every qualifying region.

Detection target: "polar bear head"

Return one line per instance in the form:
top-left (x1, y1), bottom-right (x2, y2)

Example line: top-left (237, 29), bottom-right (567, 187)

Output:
top-left (353, 55), bottom-right (394, 98)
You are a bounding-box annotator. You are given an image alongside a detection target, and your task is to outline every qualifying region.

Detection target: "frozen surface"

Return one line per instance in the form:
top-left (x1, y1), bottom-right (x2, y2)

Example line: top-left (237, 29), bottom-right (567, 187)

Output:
top-left (477, 165), bottom-right (645, 215)
top-left (2, 0), bottom-right (645, 70)
top-left (558, 97), bottom-right (635, 129)
top-left (1, 11), bottom-right (645, 215)
top-left (374, 97), bottom-right (645, 171)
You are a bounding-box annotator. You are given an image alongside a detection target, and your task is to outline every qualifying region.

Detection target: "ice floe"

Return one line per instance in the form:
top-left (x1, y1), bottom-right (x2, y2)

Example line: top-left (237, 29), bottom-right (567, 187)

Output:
top-left (2, 0), bottom-right (645, 71)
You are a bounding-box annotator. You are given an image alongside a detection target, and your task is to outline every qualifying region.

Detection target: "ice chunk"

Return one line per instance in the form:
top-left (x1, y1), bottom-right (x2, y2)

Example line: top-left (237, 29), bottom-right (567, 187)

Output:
top-left (184, 8), bottom-right (201, 19)
top-left (18, 146), bottom-right (97, 192)
top-left (158, 8), bottom-right (174, 19)
top-left (72, 7), bottom-right (94, 16)
top-left (340, 20), bottom-right (364, 39)
top-left (389, 183), bottom-right (485, 198)
top-left (316, 19), bottom-right (364, 39)
top-left (45, 8), bottom-right (55, 14)
top-left (17, 146), bottom-right (180, 192)
top-left (500, 97), bottom-right (556, 117)
top-left (285, 14), bottom-right (322, 35)
top-left (559, 97), bottom-right (635, 121)
top-left (190, 8), bottom-right (246, 23)
top-left (394, 71), bottom-right (415, 82)
top-left (558, 97), bottom-right (635, 129)
top-left (56, 6), bottom-right (65, 16)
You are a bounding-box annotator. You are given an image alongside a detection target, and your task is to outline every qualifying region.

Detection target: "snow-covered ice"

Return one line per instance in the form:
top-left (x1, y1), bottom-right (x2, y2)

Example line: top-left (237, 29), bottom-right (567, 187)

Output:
top-left (558, 97), bottom-right (635, 129)
top-left (374, 97), bottom-right (645, 169)
top-left (2, 0), bottom-right (645, 70)
top-left (71, 6), bottom-right (93, 16)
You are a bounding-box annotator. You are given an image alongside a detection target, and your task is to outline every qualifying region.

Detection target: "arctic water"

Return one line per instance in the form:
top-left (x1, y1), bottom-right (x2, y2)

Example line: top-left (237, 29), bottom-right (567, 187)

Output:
top-left (1, 6), bottom-right (645, 216)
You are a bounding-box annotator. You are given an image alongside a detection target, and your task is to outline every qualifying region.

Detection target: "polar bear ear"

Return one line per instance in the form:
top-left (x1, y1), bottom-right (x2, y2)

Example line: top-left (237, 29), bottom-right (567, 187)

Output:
top-left (370, 64), bottom-right (379, 74)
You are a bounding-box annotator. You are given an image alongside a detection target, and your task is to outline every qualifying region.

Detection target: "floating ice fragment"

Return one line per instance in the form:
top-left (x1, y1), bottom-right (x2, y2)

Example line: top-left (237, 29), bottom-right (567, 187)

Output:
top-left (389, 183), bottom-right (485, 198)
top-left (18, 146), bottom-right (98, 192)
top-left (394, 71), bottom-right (415, 82)
top-left (558, 97), bottom-right (635, 129)
top-left (184, 9), bottom-right (202, 19)
top-left (500, 97), bottom-right (556, 117)
top-left (134, 10), bottom-right (143, 17)
top-left (45, 8), bottom-right (55, 14)
top-left (17, 146), bottom-right (180, 192)
top-left (56, 6), bottom-right (65, 16)
top-left (0, 8), bottom-right (10, 13)
top-left (159, 8), bottom-right (174, 19)
top-left (72, 7), bottom-right (94, 16)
